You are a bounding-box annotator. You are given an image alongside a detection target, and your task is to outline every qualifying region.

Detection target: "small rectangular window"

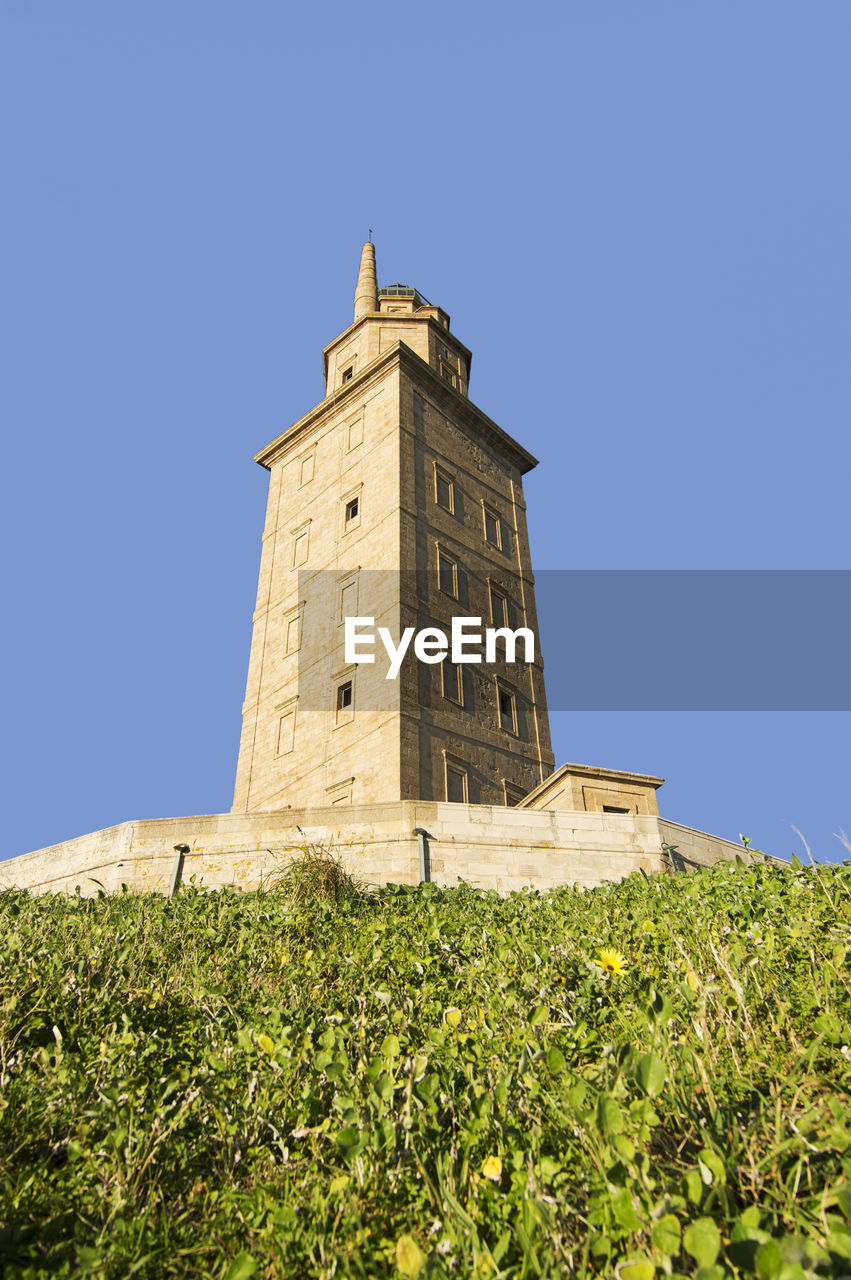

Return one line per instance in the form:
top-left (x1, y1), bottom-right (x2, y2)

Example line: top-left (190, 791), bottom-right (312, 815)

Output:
top-left (603, 804), bottom-right (632, 815)
top-left (292, 528), bottom-right (310, 568)
top-left (439, 355), bottom-right (458, 387)
top-left (339, 579), bottom-right (357, 623)
top-left (341, 366), bottom-right (354, 383)
top-left (345, 496), bottom-right (359, 524)
top-left (483, 505), bottom-right (501, 548)
top-left (438, 551), bottom-right (458, 598)
top-left (347, 416), bottom-right (364, 450)
top-left (337, 680), bottom-right (353, 711)
top-left (442, 661), bottom-right (463, 705)
top-left (299, 451), bottom-right (315, 487)
top-left (435, 467), bottom-right (454, 512)
top-left (275, 708), bottom-right (296, 756)
top-left (498, 686), bottom-right (516, 734)
top-left (284, 605), bottom-right (304, 655)
top-left (489, 584), bottom-right (507, 629)
top-left (445, 763), bottom-right (468, 804)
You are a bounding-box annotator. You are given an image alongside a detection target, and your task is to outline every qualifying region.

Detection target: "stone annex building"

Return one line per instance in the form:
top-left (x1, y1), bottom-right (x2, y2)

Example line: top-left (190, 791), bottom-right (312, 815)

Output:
top-left (3, 245), bottom-right (755, 896)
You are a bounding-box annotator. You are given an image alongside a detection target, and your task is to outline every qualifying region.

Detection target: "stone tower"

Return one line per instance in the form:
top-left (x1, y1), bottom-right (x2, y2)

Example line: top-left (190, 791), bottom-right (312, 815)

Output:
top-left (232, 244), bottom-right (555, 814)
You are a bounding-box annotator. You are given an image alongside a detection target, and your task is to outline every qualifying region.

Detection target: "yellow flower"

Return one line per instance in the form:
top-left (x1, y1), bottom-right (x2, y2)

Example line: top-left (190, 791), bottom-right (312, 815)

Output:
top-left (444, 1007), bottom-right (462, 1029)
top-left (598, 948), bottom-right (627, 975)
top-left (481, 1155), bottom-right (502, 1182)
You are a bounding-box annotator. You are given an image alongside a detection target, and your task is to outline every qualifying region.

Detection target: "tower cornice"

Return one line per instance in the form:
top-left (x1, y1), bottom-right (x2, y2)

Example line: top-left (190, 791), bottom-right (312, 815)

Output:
top-left (255, 341), bottom-right (538, 475)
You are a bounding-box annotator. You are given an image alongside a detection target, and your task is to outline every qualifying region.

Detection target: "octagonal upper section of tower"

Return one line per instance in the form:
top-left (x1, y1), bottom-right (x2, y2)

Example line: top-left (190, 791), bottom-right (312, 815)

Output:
top-left (323, 242), bottom-right (473, 399)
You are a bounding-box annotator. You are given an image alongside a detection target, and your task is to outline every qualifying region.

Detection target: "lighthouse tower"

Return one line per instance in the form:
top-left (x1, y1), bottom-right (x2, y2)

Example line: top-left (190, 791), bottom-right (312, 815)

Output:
top-left (232, 244), bottom-right (554, 813)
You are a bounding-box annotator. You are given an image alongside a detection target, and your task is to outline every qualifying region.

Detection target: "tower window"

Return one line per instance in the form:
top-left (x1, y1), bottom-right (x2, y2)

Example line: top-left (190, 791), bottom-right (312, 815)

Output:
top-left (497, 686), bottom-right (516, 734)
top-left (603, 804), bottom-right (632, 815)
top-left (275, 706), bottom-right (296, 756)
top-left (347, 415), bottom-right (364, 450)
top-left (284, 603), bottom-right (305, 655)
top-left (298, 449), bottom-right (315, 487)
top-left (442, 661), bottom-right (463, 705)
top-left (435, 467), bottom-right (454, 513)
top-left (483, 505), bottom-right (502, 548)
top-left (438, 551), bottom-right (458, 598)
top-left (339, 576), bottom-right (358, 624)
top-left (439, 356), bottom-right (458, 387)
top-left (341, 366), bottom-right (354, 384)
top-left (341, 486), bottom-right (363, 534)
top-left (445, 762), bottom-right (468, 804)
top-left (333, 672), bottom-right (355, 727)
top-left (292, 526), bottom-right (310, 568)
top-left (489, 584), bottom-right (508, 629)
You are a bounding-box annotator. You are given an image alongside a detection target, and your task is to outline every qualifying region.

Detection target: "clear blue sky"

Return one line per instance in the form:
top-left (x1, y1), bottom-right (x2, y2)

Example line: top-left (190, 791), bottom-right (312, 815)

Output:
top-left (2, 2), bottom-right (849, 863)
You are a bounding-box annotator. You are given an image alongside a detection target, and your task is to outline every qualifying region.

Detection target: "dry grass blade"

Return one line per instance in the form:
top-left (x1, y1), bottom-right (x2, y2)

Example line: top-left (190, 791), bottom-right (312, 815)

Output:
top-left (266, 838), bottom-right (365, 904)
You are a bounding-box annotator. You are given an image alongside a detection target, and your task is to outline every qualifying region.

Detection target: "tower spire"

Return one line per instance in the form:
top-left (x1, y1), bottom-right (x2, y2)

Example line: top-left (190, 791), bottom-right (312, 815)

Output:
top-left (354, 240), bottom-right (378, 321)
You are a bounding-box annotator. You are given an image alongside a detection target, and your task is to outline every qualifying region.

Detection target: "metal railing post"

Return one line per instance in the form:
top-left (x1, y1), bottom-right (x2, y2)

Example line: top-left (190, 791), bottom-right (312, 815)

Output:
top-left (169, 844), bottom-right (189, 898)
top-left (413, 828), bottom-right (431, 884)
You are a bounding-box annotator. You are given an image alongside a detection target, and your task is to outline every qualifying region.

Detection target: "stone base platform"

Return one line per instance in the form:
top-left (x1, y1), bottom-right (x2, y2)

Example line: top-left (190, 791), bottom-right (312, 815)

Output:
top-left (0, 802), bottom-right (760, 897)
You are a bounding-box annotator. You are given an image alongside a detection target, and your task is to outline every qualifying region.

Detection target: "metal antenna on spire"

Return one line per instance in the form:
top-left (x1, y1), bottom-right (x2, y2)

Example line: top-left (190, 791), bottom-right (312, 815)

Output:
top-left (368, 228), bottom-right (373, 243)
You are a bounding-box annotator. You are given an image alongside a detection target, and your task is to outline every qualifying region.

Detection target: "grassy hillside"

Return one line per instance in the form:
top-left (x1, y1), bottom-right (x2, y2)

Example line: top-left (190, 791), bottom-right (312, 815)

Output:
top-left (1, 856), bottom-right (850, 1279)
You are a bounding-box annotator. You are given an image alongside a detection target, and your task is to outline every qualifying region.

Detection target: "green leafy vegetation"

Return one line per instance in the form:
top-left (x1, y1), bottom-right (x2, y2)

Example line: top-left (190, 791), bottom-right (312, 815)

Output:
top-left (1, 856), bottom-right (850, 1278)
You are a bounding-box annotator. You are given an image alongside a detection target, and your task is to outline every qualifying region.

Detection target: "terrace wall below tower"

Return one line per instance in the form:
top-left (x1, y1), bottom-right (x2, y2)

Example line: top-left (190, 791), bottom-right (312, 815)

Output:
top-left (1, 803), bottom-right (771, 898)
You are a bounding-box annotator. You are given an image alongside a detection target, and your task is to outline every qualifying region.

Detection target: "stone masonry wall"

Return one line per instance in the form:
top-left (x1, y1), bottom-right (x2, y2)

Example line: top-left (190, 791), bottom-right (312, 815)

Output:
top-left (0, 805), bottom-right (769, 899)
top-left (658, 818), bottom-right (754, 869)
